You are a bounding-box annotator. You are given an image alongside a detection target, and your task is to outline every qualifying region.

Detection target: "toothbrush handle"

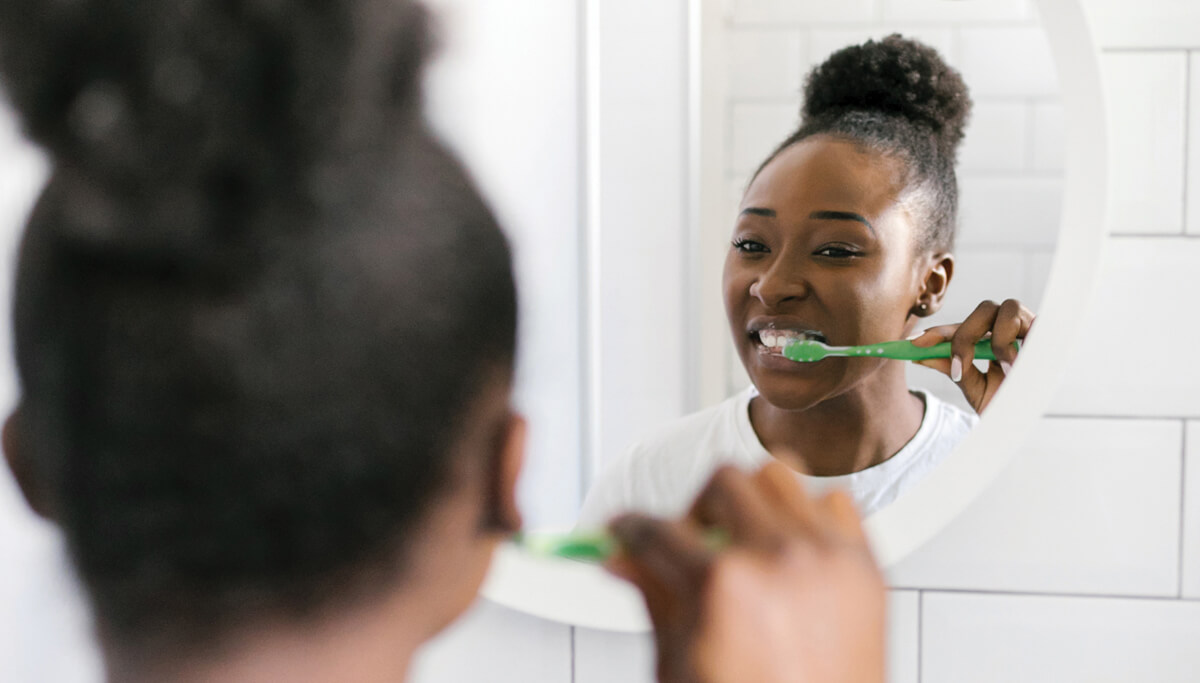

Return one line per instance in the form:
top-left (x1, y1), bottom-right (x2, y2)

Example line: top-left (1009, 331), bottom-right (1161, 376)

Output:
top-left (879, 339), bottom-right (1020, 361)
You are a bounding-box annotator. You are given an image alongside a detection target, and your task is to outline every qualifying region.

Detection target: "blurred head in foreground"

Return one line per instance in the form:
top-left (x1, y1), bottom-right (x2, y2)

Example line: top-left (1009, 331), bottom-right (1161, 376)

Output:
top-left (0, 0), bottom-right (524, 678)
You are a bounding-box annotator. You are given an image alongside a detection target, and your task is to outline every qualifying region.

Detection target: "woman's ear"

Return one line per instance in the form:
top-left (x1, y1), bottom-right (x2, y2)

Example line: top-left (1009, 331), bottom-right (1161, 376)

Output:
top-left (3, 404), bottom-right (53, 520)
top-left (483, 412), bottom-right (525, 535)
top-left (913, 252), bottom-right (954, 317)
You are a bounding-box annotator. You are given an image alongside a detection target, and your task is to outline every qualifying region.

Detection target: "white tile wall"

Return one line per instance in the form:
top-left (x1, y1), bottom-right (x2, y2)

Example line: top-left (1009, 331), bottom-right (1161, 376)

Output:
top-left (921, 593), bottom-right (1200, 682)
top-left (9, 4), bottom-right (1200, 683)
top-left (574, 628), bottom-right (656, 683)
top-left (887, 591), bottom-right (921, 683)
top-left (1082, 0), bottom-right (1200, 49)
top-left (1182, 420), bottom-right (1200, 598)
top-left (1103, 52), bottom-right (1188, 234)
top-left (808, 27), bottom-right (954, 65)
top-left (882, 0), bottom-right (1032, 24)
top-left (729, 102), bottom-right (798, 175)
top-left (410, 601), bottom-right (571, 683)
top-left (957, 27), bottom-right (1058, 97)
top-left (888, 418), bottom-right (1183, 596)
top-left (1050, 238), bottom-right (1200, 417)
top-left (959, 102), bottom-right (1029, 172)
top-left (1188, 53), bottom-right (1200, 236)
top-left (730, 0), bottom-right (879, 25)
top-left (956, 176), bottom-right (1063, 247)
top-left (1030, 103), bottom-right (1066, 172)
top-left (727, 29), bottom-right (808, 99)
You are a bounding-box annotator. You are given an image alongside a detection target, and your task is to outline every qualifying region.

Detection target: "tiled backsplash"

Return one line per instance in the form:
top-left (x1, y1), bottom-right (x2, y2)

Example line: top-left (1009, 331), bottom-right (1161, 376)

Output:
top-left (3, 2), bottom-right (1198, 682)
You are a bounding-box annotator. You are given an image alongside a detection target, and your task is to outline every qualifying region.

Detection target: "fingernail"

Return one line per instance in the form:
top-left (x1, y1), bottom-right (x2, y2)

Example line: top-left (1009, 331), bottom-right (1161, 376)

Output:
top-left (950, 356), bottom-right (963, 383)
top-left (1000, 360), bottom-right (1013, 375)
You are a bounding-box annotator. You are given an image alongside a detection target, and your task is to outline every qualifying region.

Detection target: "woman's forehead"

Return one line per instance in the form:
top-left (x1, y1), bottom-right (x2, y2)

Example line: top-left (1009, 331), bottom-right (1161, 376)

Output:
top-left (742, 137), bottom-right (907, 218)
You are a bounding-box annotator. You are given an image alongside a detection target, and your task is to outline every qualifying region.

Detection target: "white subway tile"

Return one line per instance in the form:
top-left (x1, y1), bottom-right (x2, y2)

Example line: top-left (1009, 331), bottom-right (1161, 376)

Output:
top-left (958, 102), bottom-right (1029, 172)
top-left (728, 29), bottom-right (809, 99)
top-left (922, 592), bottom-right (1200, 683)
top-left (956, 176), bottom-right (1063, 247)
top-left (1024, 248), bottom-right (1054, 311)
top-left (731, 0), bottom-right (878, 25)
top-left (882, 0), bottom-right (1032, 23)
top-left (1031, 102), bottom-right (1065, 172)
top-left (1081, 0), bottom-right (1200, 49)
top-left (1104, 52), bottom-right (1187, 234)
top-left (574, 628), bottom-right (655, 683)
top-left (887, 590), bottom-right (921, 683)
top-left (1183, 421), bottom-right (1200, 598)
top-left (924, 248), bottom-right (1027, 327)
top-left (730, 103), bottom-right (798, 176)
top-left (410, 600), bottom-right (572, 683)
top-left (808, 27), bottom-right (953, 67)
top-left (957, 28), bottom-right (1058, 97)
top-left (888, 418), bottom-right (1182, 596)
top-left (1188, 53), bottom-right (1200, 236)
top-left (1051, 238), bottom-right (1200, 416)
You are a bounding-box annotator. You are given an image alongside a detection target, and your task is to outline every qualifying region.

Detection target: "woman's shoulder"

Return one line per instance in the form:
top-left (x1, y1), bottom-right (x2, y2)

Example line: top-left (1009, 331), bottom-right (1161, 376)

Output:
top-left (576, 389), bottom-right (757, 525)
top-left (625, 388), bottom-right (754, 464)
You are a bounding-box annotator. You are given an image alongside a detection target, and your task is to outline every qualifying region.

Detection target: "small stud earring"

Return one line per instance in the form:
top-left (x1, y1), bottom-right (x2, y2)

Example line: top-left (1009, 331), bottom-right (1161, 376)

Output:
top-left (917, 302), bottom-right (929, 314)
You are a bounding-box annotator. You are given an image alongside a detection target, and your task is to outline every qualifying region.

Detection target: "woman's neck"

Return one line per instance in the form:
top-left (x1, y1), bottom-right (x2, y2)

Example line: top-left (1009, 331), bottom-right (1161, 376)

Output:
top-left (749, 370), bottom-right (926, 477)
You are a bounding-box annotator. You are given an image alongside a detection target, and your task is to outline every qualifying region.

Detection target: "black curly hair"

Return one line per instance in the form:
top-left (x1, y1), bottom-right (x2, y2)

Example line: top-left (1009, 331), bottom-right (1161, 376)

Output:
top-left (755, 34), bottom-right (972, 252)
top-left (0, 0), bottom-right (516, 653)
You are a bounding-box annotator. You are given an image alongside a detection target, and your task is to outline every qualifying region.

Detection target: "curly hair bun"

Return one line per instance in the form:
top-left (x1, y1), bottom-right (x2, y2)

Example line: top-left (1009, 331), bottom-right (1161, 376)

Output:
top-left (0, 0), bottom-right (431, 256)
top-left (801, 34), bottom-right (970, 154)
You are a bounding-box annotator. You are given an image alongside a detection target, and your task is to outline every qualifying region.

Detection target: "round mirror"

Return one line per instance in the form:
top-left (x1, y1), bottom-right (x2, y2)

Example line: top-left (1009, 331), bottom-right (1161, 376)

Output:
top-left (475, 0), bottom-right (1108, 631)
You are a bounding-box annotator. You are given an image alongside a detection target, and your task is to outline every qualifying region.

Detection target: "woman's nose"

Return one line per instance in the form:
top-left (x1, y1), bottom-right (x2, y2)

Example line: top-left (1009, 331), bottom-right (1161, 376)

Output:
top-left (748, 259), bottom-right (810, 308)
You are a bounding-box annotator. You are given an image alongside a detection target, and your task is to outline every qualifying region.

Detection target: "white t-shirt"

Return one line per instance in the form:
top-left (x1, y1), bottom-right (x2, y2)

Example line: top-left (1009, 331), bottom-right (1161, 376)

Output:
top-left (577, 386), bottom-right (977, 527)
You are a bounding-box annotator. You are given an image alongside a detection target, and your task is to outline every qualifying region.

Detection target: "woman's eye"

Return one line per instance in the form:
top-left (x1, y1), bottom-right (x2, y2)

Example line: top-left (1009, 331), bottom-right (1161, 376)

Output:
top-left (732, 238), bottom-right (768, 253)
top-left (815, 245), bottom-right (860, 258)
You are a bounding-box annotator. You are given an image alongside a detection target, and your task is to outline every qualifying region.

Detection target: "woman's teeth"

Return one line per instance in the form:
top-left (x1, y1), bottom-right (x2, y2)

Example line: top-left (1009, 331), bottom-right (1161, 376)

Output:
top-left (758, 330), bottom-right (821, 352)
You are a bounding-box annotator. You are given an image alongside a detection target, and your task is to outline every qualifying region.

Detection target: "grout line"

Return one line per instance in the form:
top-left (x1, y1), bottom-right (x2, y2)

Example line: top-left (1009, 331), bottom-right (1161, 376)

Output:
top-left (1184, 54), bottom-right (1193, 236)
top-left (891, 585), bottom-right (1195, 603)
top-left (1180, 420), bottom-right (1189, 599)
top-left (570, 626), bottom-right (577, 683)
top-left (728, 19), bottom-right (1042, 31)
top-left (1185, 52), bottom-right (1195, 236)
top-left (1045, 413), bottom-right (1200, 421)
top-left (1103, 46), bottom-right (1200, 54)
top-left (916, 590), bottom-right (925, 683)
top-left (1107, 232), bottom-right (1200, 239)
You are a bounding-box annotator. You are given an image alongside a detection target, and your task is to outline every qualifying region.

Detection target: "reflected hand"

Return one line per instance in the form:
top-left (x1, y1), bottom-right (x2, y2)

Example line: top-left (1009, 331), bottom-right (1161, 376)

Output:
top-left (606, 464), bottom-right (885, 683)
top-left (910, 298), bottom-right (1035, 414)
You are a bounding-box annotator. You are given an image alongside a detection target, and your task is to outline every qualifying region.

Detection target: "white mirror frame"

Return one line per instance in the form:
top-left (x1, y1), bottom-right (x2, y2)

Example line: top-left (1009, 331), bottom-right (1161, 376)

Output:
top-left (482, 0), bottom-right (1109, 632)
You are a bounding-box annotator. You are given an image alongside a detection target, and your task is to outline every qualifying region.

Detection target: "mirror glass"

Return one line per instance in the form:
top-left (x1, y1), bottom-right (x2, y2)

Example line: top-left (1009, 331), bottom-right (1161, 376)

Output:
top-left (420, 0), bottom-right (1066, 531)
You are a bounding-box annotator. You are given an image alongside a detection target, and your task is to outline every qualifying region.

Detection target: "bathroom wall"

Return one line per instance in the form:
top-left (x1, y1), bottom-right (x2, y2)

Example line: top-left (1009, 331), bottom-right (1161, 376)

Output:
top-left (414, 1), bottom-right (1200, 682)
top-left (3, 1), bottom-right (1200, 682)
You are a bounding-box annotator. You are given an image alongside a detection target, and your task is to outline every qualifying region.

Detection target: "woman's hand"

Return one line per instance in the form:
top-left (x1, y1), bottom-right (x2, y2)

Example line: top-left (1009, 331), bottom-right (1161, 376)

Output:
top-left (910, 298), bottom-right (1035, 414)
top-left (606, 463), bottom-right (886, 683)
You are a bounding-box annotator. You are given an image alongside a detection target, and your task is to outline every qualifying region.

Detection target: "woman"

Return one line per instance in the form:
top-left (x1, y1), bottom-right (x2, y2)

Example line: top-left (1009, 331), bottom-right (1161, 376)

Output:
top-left (0, 2), bottom-right (885, 681)
top-left (580, 35), bottom-right (1034, 525)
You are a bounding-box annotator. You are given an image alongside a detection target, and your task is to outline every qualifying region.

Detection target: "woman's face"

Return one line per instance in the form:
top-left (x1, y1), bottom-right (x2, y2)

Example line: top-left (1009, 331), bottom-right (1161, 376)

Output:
top-left (723, 136), bottom-right (934, 411)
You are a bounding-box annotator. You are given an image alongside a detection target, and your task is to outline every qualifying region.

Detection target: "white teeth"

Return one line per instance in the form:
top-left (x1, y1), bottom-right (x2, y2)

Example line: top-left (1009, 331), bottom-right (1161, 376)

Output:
top-left (757, 329), bottom-right (819, 350)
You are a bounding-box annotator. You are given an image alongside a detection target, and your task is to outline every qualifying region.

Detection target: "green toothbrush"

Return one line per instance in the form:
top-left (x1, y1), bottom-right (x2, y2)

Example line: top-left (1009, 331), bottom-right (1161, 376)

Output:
top-left (512, 529), bottom-right (730, 563)
top-left (783, 338), bottom-right (1020, 363)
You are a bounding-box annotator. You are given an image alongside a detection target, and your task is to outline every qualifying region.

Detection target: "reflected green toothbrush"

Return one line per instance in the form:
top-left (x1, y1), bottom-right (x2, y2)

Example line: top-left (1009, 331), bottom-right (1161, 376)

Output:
top-left (783, 338), bottom-right (1020, 363)
top-left (512, 529), bottom-right (730, 563)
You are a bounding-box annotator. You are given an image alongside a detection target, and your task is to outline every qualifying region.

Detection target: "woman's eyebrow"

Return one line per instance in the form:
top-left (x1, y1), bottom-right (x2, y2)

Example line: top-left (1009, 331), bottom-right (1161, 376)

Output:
top-left (740, 207), bottom-right (776, 218)
top-left (809, 210), bottom-right (875, 236)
